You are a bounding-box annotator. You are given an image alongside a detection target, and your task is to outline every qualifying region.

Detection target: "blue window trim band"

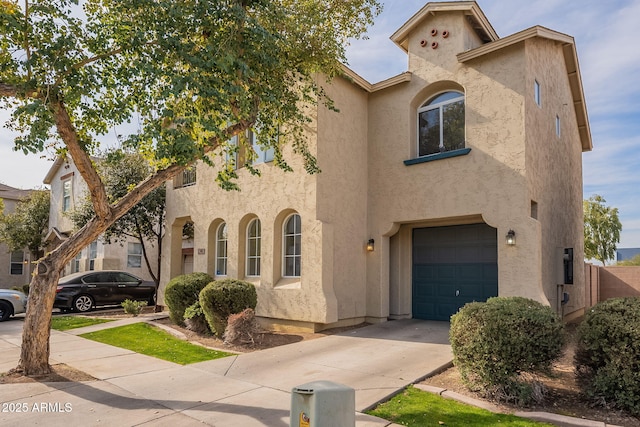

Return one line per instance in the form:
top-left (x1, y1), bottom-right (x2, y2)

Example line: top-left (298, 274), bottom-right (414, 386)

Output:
top-left (403, 148), bottom-right (471, 166)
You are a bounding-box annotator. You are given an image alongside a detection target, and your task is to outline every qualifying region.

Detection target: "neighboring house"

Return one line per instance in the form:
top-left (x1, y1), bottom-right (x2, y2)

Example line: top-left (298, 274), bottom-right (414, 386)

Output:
top-left (0, 183), bottom-right (34, 288)
top-left (43, 157), bottom-right (158, 281)
top-left (617, 248), bottom-right (640, 263)
top-left (159, 1), bottom-right (591, 330)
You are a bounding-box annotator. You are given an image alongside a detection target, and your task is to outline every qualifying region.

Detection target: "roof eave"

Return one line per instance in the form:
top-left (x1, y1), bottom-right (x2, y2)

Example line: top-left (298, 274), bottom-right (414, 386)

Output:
top-left (340, 65), bottom-right (412, 93)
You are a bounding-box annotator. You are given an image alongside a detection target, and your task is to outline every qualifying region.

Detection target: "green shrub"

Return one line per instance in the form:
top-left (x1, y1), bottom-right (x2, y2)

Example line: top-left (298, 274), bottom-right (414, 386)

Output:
top-left (450, 296), bottom-right (564, 405)
top-left (575, 297), bottom-right (640, 415)
top-left (121, 299), bottom-right (147, 316)
top-left (183, 301), bottom-right (210, 334)
top-left (164, 272), bottom-right (213, 326)
top-left (199, 279), bottom-right (257, 337)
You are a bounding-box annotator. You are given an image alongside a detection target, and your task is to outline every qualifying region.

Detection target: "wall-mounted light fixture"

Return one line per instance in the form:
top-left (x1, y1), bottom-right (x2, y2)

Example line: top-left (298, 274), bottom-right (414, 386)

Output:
top-left (366, 239), bottom-right (375, 252)
top-left (506, 230), bottom-right (516, 246)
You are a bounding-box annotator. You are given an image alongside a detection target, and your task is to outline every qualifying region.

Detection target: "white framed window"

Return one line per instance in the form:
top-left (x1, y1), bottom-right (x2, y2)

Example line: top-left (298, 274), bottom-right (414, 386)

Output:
top-left (216, 222), bottom-right (228, 276)
top-left (418, 91), bottom-right (465, 157)
top-left (556, 115), bottom-right (561, 137)
top-left (10, 251), bottom-right (24, 275)
top-left (89, 241), bottom-right (97, 270)
top-left (534, 80), bottom-right (541, 106)
top-left (246, 218), bottom-right (261, 277)
top-left (62, 179), bottom-right (72, 212)
top-left (283, 214), bottom-right (301, 277)
top-left (72, 251), bottom-right (82, 273)
top-left (250, 129), bottom-right (275, 164)
top-left (127, 242), bottom-right (143, 268)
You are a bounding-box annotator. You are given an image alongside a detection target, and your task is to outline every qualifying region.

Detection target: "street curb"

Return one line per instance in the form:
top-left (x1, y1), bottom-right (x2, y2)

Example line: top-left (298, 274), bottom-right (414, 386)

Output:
top-left (412, 384), bottom-right (622, 427)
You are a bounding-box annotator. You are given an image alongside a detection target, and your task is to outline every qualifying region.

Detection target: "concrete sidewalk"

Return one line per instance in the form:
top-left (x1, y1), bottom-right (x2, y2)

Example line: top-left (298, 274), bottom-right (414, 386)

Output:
top-left (0, 316), bottom-right (452, 426)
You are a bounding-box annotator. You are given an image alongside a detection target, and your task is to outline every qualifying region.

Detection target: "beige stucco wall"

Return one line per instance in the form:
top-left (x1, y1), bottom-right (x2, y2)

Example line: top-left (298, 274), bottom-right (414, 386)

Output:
top-left (46, 157), bottom-right (159, 281)
top-left (159, 75), bottom-right (369, 329)
top-left (367, 10), bottom-right (549, 321)
top-left (0, 196), bottom-right (33, 288)
top-left (47, 159), bottom-right (86, 235)
top-left (160, 6), bottom-right (589, 327)
top-left (524, 37), bottom-right (586, 315)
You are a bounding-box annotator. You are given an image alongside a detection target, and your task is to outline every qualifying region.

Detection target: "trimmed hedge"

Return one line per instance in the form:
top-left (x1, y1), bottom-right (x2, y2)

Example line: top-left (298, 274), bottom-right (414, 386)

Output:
top-left (200, 279), bottom-right (257, 337)
top-left (575, 297), bottom-right (640, 415)
top-left (450, 297), bottom-right (564, 405)
top-left (164, 272), bottom-right (213, 326)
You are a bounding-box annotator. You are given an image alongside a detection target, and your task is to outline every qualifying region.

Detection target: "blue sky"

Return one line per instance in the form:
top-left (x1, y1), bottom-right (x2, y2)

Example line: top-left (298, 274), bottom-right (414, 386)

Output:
top-left (1, 0), bottom-right (638, 248)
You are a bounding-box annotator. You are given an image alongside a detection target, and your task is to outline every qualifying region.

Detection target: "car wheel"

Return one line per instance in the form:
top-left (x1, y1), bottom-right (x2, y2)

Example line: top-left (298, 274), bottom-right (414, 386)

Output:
top-left (73, 295), bottom-right (94, 312)
top-left (0, 301), bottom-right (12, 321)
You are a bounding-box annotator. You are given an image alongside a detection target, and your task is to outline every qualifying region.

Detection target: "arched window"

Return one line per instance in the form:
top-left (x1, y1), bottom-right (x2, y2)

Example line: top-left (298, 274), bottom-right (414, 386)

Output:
top-left (216, 222), bottom-right (228, 276)
top-left (283, 214), bottom-right (301, 277)
top-left (418, 91), bottom-right (465, 157)
top-left (246, 218), bottom-right (261, 277)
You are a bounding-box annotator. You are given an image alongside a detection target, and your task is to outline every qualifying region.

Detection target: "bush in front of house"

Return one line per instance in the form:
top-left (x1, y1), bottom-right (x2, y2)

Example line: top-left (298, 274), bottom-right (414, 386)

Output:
top-left (450, 296), bottom-right (564, 405)
top-left (575, 297), bottom-right (640, 415)
top-left (199, 278), bottom-right (257, 337)
top-left (183, 301), bottom-right (211, 334)
top-left (121, 299), bottom-right (147, 316)
top-left (223, 308), bottom-right (262, 346)
top-left (164, 272), bottom-right (213, 326)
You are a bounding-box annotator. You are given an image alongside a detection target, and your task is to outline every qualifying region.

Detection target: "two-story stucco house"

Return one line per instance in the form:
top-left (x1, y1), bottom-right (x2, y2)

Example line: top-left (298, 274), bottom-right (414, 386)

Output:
top-left (0, 183), bottom-right (35, 288)
top-left (159, 1), bottom-right (591, 331)
top-left (43, 156), bottom-right (159, 281)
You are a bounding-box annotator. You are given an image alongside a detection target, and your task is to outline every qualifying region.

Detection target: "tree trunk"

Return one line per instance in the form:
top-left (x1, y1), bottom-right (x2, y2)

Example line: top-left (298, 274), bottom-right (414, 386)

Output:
top-left (17, 261), bottom-right (62, 375)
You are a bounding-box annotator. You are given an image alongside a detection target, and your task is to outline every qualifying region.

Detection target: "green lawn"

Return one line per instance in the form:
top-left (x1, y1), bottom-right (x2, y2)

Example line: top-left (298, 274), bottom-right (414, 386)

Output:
top-left (51, 316), bottom-right (114, 331)
top-left (79, 322), bottom-right (234, 364)
top-left (366, 386), bottom-right (554, 427)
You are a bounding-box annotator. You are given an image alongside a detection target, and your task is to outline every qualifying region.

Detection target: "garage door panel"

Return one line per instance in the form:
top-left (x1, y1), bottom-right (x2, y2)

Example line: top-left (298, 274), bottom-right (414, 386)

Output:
top-left (412, 224), bottom-right (498, 321)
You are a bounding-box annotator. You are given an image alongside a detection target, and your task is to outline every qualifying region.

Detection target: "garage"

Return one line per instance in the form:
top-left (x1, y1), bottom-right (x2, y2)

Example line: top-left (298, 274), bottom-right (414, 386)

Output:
top-left (412, 223), bottom-right (498, 321)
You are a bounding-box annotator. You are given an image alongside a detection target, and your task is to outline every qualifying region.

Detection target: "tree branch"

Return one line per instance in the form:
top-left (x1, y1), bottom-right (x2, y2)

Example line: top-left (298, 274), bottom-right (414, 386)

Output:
top-left (51, 99), bottom-right (112, 221)
top-left (0, 82), bottom-right (40, 99)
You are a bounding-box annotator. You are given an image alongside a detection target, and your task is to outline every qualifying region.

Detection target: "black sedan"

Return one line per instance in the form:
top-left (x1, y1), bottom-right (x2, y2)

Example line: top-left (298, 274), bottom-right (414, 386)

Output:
top-left (54, 271), bottom-right (156, 312)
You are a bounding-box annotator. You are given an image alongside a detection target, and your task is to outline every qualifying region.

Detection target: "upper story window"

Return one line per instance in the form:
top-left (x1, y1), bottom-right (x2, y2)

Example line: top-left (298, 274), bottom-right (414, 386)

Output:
top-left (555, 115), bottom-right (561, 137)
top-left (418, 91), bottom-right (465, 157)
top-left (175, 166), bottom-right (196, 188)
top-left (283, 214), bottom-right (301, 278)
top-left (216, 222), bottom-right (228, 276)
top-left (534, 80), bottom-right (541, 106)
top-left (250, 130), bottom-right (275, 164)
top-left (246, 218), bottom-right (261, 277)
top-left (62, 179), bottom-right (72, 212)
top-left (10, 251), bottom-right (24, 275)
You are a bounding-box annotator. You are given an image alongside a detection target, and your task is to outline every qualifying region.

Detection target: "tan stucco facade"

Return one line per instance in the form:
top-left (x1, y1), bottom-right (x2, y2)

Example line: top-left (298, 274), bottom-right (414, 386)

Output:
top-left (44, 157), bottom-right (159, 281)
top-left (0, 184), bottom-right (34, 288)
top-left (160, 1), bottom-right (591, 330)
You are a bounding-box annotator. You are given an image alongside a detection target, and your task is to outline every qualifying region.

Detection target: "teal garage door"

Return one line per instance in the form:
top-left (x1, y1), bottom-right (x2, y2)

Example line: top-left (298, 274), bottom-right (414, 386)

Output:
top-left (412, 223), bottom-right (498, 321)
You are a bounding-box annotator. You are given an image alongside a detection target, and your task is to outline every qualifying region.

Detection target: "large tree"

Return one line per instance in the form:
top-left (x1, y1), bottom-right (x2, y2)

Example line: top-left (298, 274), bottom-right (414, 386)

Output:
top-left (69, 149), bottom-right (166, 290)
top-left (584, 195), bottom-right (622, 266)
top-left (0, 0), bottom-right (381, 375)
top-left (0, 189), bottom-right (50, 261)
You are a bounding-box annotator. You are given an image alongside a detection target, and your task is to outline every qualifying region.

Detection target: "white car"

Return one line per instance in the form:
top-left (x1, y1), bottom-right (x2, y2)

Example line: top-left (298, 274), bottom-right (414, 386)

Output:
top-left (0, 288), bottom-right (28, 321)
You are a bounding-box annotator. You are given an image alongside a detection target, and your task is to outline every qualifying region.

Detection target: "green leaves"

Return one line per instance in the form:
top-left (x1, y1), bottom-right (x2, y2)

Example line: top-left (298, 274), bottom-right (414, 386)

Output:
top-left (1, 0), bottom-right (381, 185)
top-left (584, 195), bottom-right (621, 265)
top-left (0, 189), bottom-right (49, 259)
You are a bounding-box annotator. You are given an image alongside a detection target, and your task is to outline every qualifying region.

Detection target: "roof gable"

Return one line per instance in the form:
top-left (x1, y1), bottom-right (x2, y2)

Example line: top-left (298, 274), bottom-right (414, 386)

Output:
top-left (391, 1), bottom-right (498, 52)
